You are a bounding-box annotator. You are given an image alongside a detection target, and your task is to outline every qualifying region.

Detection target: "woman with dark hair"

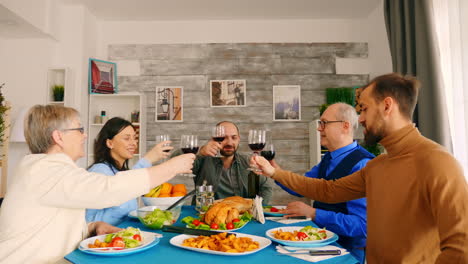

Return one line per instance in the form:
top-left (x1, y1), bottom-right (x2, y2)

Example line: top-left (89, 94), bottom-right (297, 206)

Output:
top-left (86, 117), bottom-right (172, 225)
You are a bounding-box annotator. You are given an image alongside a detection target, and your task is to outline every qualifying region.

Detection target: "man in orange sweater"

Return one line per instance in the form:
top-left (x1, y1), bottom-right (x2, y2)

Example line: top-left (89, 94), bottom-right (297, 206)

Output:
top-left (253, 73), bottom-right (468, 263)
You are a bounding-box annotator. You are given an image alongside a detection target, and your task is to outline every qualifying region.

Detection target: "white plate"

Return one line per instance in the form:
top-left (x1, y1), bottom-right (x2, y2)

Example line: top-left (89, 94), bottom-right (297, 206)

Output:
top-left (169, 233), bottom-right (271, 256)
top-left (78, 231), bottom-right (160, 256)
top-left (265, 226), bottom-right (338, 248)
top-left (263, 205), bottom-right (287, 216)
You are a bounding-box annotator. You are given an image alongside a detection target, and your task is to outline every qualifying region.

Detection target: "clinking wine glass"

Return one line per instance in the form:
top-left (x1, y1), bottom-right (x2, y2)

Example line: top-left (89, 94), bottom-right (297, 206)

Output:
top-left (155, 134), bottom-right (171, 162)
top-left (179, 135), bottom-right (198, 177)
top-left (260, 141), bottom-right (275, 161)
top-left (247, 129), bottom-right (266, 172)
top-left (211, 125), bottom-right (226, 157)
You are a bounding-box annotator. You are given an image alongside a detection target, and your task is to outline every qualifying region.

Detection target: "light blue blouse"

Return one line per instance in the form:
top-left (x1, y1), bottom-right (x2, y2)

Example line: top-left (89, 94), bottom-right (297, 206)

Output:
top-left (85, 158), bottom-right (151, 225)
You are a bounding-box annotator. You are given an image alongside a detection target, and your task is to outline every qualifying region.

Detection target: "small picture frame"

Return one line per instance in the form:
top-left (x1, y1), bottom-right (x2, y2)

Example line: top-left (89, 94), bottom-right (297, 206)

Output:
top-left (210, 80), bottom-right (246, 107)
top-left (155, 86), bottom-right (183, 122)
top-left (88, 58), bottom-right (118, 94)
top-left (273, 85), bottom-right (301, 121)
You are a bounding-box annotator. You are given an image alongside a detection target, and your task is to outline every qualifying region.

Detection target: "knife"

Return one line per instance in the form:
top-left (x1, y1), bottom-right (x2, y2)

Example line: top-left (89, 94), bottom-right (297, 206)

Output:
top-left (162, 225), bottom-right (237, 237)
top-left (281, 249), bottom-right (341, 256)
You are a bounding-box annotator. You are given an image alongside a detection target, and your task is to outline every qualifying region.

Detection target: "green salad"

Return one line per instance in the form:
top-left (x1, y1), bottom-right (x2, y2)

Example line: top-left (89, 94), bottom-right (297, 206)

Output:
top-left (298, 226), bottom-right (328, 241)
top-left (140, 208), bottom-right (174, 229)
top-left (104, 227), bottom-right (142, 248)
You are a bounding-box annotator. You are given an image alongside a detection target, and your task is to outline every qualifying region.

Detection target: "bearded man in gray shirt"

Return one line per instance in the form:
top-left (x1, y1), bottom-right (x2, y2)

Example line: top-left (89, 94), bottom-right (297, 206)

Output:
top-left (192, 121), bottom-right (273, 204)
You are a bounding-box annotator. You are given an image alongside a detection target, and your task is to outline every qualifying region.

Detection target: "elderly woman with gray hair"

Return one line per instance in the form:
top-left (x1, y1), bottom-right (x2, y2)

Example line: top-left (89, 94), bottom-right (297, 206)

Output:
top-left (0, 105), bottom-right (195, 264)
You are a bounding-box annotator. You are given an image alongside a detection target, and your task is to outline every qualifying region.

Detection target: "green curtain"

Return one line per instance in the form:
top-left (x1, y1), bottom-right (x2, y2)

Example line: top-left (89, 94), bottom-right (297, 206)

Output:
top-left (384, 0), bottom-right (452, 151)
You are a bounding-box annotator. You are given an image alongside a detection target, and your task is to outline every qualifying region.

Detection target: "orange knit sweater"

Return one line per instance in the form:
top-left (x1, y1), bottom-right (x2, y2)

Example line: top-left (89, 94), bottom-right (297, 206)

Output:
top-left (273, 124), bottom-right (468, 263)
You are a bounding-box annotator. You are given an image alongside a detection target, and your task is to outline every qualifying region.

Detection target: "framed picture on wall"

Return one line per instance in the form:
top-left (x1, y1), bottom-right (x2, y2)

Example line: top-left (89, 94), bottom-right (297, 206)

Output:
top-left (88, 58), bottom-right (118, 94)
top-left (273, 85), bottom-right (301, 121)
top-left (155, 86), bottom-right (183, 122)
top-left (210, 80), bottom-right (246, 107)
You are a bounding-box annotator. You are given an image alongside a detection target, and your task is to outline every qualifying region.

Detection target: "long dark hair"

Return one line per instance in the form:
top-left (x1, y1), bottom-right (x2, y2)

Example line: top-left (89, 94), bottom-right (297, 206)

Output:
top-left (92, 117), bottom-right (135, 171)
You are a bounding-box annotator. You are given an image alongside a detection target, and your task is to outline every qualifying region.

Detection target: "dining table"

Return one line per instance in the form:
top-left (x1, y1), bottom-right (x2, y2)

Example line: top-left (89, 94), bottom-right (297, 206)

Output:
top-left (64, 206), bottom-right (359, 264)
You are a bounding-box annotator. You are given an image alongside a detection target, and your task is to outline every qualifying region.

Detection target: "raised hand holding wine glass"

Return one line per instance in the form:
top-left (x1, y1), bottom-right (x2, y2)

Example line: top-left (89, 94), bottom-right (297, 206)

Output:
top-left (247, 129), bottom-right (266, 171)
top-left (211, 125), bottom-right (226, 157)
top-left (179, 135), bottom-right (198, 177)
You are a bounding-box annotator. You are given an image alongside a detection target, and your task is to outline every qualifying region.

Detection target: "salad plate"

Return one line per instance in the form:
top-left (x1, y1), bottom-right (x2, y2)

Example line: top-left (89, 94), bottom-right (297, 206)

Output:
top-left (169, 233), bottom-right (271, 256)
top-left (265, 226), bottom-right (338, 248)
top-left (78, 230), bottom-right (160, 256)
top-left (263, 205), bottom-right (287, 216)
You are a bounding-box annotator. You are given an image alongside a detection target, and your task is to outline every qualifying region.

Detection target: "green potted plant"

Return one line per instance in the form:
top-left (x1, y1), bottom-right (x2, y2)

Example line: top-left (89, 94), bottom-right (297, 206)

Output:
top-left (52, 85), bottom-right (64, 102)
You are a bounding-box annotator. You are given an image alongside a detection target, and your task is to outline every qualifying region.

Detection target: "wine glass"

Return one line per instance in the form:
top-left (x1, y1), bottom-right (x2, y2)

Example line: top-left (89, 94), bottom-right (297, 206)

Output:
top-left (260, 140), bottom-right (275, 161)
top-left (179, 135), bottom-right (198, 177)
top-left (247, 129), bottom-right (266, 171)
top-left (211, 125), bottom-right (226, 157)
top-left (155, 134), bottom-right (171, 162)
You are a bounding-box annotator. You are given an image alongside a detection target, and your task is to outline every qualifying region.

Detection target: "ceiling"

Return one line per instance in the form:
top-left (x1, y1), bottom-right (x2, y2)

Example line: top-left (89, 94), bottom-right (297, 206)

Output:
top-left (65, 0), bottom-right (381, 21)
top-left (0, 0), bottom-right (381, 38)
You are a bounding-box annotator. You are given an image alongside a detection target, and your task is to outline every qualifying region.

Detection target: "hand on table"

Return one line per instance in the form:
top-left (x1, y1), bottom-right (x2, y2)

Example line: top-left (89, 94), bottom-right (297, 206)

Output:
top-left (89, 221), bottom-right (122, 236)
top-left (283, 201), bottom-right (316, 220)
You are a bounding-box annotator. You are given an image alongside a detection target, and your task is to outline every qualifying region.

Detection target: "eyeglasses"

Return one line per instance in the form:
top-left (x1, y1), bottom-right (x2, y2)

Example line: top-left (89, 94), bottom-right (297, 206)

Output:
top-left (61, 127), bottom-right (85, 134)
top-left (317, 120), bottom-right (345, 129)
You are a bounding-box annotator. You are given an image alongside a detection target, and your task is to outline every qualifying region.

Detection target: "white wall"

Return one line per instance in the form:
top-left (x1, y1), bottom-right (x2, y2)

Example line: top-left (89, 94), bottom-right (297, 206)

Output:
top-left (98, 19), bottom-right (369, 57)
top-left (0, 37), bottom-right (55, 182)
top-left (366, 0), bottom-right (393, 78)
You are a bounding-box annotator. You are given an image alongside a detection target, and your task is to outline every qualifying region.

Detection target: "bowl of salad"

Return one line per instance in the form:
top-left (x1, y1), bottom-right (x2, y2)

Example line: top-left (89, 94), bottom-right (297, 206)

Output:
top-left (137, 205), bottom-right (181, 229)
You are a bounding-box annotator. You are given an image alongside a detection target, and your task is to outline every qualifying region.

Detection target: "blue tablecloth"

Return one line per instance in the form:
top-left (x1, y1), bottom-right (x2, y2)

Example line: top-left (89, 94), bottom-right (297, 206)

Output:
top-left (65, 206), bottom-right (358, 264)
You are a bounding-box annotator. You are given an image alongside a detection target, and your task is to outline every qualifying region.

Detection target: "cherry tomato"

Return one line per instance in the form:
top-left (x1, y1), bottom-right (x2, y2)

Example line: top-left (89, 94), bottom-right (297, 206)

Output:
top-left (110, 237), bottom-right (125, 248)
top-left (270, 207), bottom-right (279, 212)
top-left (192, 219), bottom-right (201, 226)
top-left (232, 218), bottom-right (240, 223)
top-left (226, 223), bottom-right (234, 229)
top-left (210, 223), bottom-right (219, 229)
top-left (132, 234), bottom-right (142, 241)
top-left (296, 232), bottom-right (308, 241)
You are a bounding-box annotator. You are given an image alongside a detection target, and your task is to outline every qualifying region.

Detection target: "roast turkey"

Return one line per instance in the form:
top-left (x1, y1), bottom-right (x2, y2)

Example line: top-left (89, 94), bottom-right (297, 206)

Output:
top-left (203, 196), bottom-right (253, 225)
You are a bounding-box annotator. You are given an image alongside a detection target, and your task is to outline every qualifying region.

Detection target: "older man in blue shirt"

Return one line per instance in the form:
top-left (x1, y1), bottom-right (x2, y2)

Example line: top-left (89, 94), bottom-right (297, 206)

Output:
top-left (276, 103), bottom-right (374, 263)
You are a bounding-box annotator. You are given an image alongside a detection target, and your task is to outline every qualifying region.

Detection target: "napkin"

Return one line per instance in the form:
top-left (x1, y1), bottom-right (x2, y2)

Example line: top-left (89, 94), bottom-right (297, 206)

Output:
top-left (266, 217), bottom-right (311, 225)
top-left (251, 195), bottom-right (265, 224)
top-left (276, 245), bottom-right (349, 263)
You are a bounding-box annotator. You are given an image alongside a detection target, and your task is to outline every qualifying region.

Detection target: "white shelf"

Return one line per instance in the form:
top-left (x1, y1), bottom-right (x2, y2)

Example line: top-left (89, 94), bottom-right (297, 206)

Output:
top-left (87, 93), bottom-right (146, 166)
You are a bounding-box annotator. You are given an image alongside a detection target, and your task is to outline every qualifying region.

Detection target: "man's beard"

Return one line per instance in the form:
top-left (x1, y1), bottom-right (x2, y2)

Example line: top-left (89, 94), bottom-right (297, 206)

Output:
top-left (364, 118), bottom-right (385, 146)
top-left (220, 145), bottom-right (237, 157)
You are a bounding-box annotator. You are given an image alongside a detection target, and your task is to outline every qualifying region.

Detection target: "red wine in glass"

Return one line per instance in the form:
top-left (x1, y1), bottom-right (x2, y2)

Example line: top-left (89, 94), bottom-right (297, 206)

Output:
top-left (212, 136), bottom-right (225, 143)
top-left (260, 150), bottom-right (275, 160)
top-left (248, 143), bottom-right (266, 152)
top-left (181, 147), bottom-right (199, 154)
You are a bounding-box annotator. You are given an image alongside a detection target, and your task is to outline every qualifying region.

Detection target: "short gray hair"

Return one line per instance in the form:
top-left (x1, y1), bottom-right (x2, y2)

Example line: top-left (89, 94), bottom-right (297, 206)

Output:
top-left (333, 103), bottom-right (358, 136)
top-left (25, 104), bottom-right (79, 154)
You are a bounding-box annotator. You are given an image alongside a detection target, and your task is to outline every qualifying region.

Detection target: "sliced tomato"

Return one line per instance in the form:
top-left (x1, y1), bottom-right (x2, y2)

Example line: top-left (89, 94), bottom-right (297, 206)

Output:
top-left (133, 234), bottom-right (142, 241)
top-left (226, 222), bottom-right (234, 229)
top-left (192, 219), bottom-right (201, 226)
top-left (232, 218), bottom-right (240, 223)
top-left (296, 232), bottom-right (308, 240)
top-left (210, 223), bottom-right (219, 229)
top-left (110, 237), bottom-right (125, 248)
top-left (270, 207), bottom-right (279, 212)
